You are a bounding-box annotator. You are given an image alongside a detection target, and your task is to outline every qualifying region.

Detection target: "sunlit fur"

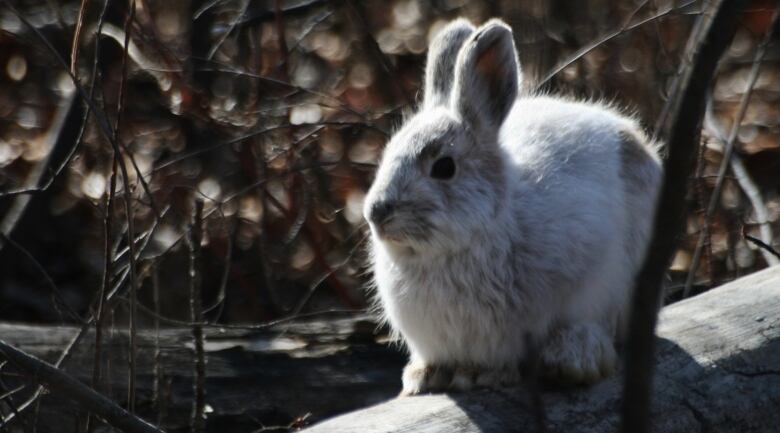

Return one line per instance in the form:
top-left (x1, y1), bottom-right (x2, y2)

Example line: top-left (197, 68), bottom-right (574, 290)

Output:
top-left (363, 18), bottom-right (663, 394)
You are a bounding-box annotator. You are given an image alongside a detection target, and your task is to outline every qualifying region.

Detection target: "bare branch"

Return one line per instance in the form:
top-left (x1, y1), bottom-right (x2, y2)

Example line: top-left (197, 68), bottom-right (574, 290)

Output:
top-left (207, 0), bottom-right (249, 61)
top-left (151, 265), bottom-right (164, 426)
top-left (264, 190), bottom-right (360, 309)
top-left (110, 0), bottom-right (141, 414)
top-left (71, 0), bottom-right (91, 76)
top-left (151, 122), bottom-right (386, 176)
top-left (86, 152), bottom-right (118, 433)
top-left (187, 199), bottom-right (206, 433)
top-left (537, 0), bottom-right (696, 88)
top-left (201, 218), bottom-right (235, 318)
top-left (0, 341), bottom-right (164, 433)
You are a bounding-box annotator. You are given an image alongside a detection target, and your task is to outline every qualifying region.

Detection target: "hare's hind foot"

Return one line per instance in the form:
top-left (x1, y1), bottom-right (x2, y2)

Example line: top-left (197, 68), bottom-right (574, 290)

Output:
top-left (540, 322), bottom-right (618, 385)
top-left (400, 361), bottom-right (521, 396)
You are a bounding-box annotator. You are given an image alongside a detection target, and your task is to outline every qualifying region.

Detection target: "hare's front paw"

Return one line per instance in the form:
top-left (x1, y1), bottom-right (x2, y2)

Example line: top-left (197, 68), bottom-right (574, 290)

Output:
top-left (400, 362), bottom-right (453, 396)
top-left (540, 323), bottom-right (617, 385)
top-left (400, 361), bottom-right (521, 396)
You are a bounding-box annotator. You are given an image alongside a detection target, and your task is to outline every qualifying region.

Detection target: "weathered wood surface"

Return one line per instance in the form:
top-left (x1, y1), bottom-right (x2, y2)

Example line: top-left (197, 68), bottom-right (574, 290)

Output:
top-left (0, 314), bottom-right (405, 432)
top-left (303, 265), bottom-right (780, 433)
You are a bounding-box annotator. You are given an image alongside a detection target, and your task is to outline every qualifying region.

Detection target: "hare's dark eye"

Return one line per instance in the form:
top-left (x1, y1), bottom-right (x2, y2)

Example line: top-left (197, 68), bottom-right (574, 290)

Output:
top-left (430, 156), bottom-right (456, 180)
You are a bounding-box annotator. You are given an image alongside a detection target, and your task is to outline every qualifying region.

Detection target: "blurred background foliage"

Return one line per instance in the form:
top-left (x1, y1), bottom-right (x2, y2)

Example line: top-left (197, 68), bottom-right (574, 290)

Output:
top-left (0, 0), bottom-right (779, 326)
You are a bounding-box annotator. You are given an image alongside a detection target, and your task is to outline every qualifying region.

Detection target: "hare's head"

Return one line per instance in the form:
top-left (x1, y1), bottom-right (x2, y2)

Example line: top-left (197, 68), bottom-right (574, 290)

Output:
top-left (364, 19), bottom-right (521, 256)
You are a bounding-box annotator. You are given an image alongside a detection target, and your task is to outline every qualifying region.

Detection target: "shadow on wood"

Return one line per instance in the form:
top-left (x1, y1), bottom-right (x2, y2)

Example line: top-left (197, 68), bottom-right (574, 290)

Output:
top-left (303, 266), bottom-right (780, 432)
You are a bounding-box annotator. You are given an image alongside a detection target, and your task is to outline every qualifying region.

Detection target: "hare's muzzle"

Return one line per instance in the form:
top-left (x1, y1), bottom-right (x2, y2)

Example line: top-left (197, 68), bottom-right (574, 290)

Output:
top-left (367, 200), bottom-right (395, 227)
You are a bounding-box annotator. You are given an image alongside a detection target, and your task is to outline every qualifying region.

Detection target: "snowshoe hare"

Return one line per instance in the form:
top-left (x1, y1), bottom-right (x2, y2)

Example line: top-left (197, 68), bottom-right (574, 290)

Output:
top-left (363, 18), bottom-right (663, 396)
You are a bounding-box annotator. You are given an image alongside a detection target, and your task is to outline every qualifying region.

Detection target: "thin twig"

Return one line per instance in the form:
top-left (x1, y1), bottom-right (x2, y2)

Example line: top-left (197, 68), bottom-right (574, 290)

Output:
top-left (193, 0), bottom-right (220, 19)
top-left (201, 218), bottom-right (235, 318)
top-left (123, 292), bottom-right (366, 330)
top-left (234, 0), bottom-right (329, 26)
top-left (86, 154), bottom-right (118, 433)
top-left (132, 161), bottom-right (374, 268)
top-left (683, 3), bottom-right (780, 297)
top-left (537, 0), bottom-right (695, 88)
top-left (86, 9), bottom-right (117, 421)
top-left (152, 265), bottom-right (163, 426)
top-left (743, 231), bottom-right (780, 261)
top-left (207, 0), bottom-right (249, 61)
top-left (286, 8), bottom-right (334, 55)
top-left (140, 57), bottom-right (368, 119)
top-left (264, 191), bottom-right (359, 308)
top-left (150, 121), bottom-right (385, 176)
top-left (274, 0), bottom-right (290, 78)
top-left (111, 0), bottom-right (140, 414)
top-left (0, 386), bottom-right (25, 404)
top-left (187, 200), bottom-right (206, 433)
top-left (290, 229), bottom-right (370, 316)
top-left (0, 329), bottom-right (88, 429)
top-left (0, 379), bottom-right (29, 433)
top-left (118, 140), bottom-right (162, 221)
top-left (71, 0), bottom-right (91, 76)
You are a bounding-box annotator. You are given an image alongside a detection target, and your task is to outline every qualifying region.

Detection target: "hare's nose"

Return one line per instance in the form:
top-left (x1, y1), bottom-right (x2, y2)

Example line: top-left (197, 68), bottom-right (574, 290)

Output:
top-left (368, 201), bottom-right (395, 225)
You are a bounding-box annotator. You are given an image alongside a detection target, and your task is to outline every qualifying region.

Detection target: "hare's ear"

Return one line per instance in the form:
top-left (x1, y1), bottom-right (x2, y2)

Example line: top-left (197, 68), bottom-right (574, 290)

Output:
top-left (423, 19), bottom-right (476, 109)
top-left (451, 19), bottom-right (520, 134)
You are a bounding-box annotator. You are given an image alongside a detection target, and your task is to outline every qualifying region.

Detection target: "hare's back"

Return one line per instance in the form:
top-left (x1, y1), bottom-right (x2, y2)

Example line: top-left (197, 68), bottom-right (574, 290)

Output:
top-left (499, 96), bottom-right (661, 324)
top-left (500, 96), bottom-right (651, 173)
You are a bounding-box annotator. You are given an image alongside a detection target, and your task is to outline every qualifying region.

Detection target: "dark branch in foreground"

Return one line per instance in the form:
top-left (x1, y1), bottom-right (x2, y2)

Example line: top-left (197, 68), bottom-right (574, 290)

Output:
top-left (621, 1), bottom-right (748, 433)
top-left (0, 340), bottom-right (164, 433)
top-left (743, 232), bottom-right (780, 261)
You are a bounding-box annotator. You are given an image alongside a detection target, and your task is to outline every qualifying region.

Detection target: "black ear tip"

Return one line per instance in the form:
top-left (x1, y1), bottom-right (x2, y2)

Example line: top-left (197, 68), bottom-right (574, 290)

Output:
top-left (472, 19), bottom-right (514, 45)
top-left (481, 18), bottom-right (512, 31)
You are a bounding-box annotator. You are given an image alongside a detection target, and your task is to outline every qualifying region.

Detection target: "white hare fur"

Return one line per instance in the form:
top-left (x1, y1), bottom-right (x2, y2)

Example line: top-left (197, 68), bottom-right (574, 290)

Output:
top-left (363, 18), bottom-right (663, 396)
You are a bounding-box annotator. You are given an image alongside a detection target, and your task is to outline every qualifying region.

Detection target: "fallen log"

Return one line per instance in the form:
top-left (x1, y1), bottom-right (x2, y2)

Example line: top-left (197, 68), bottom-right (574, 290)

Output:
top-left (1, 267), bottom-right (778, 432)
top-left (0, 313), bottom-right (405, 432)
top-left (303, 265), bottom-right (780, 433)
